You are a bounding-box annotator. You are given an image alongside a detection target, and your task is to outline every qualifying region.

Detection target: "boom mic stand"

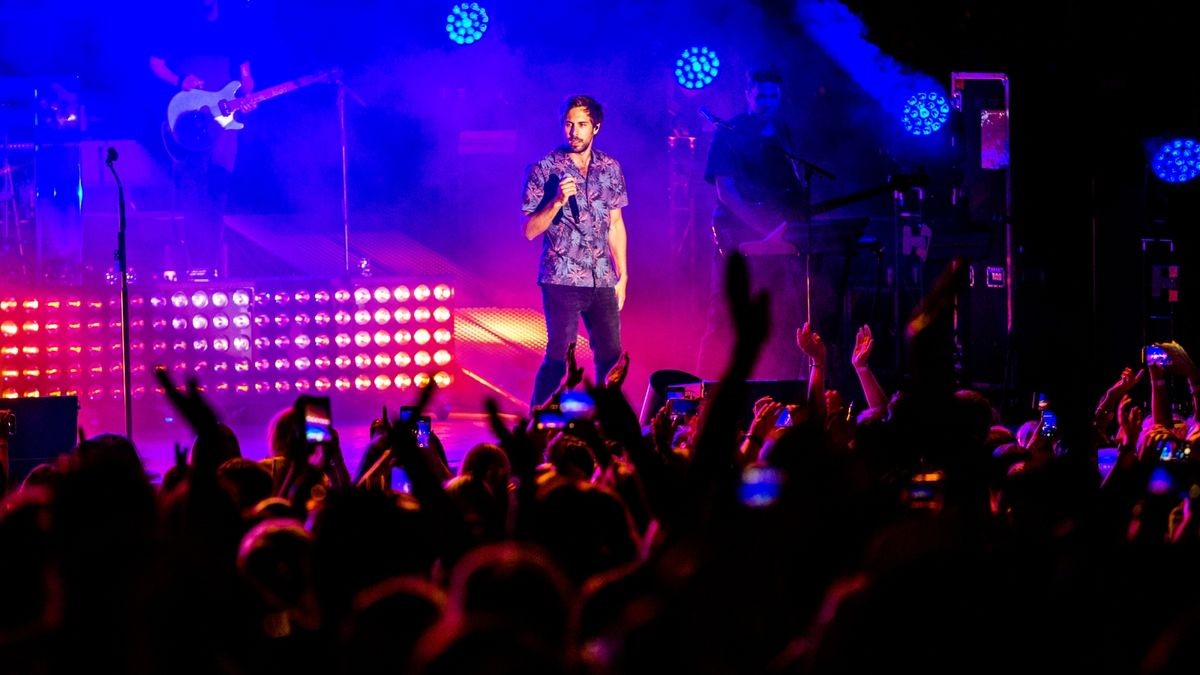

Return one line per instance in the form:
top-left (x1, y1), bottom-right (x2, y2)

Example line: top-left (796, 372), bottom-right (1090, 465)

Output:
top-left (105, 147), bottom-right (133, 440)
top-left (784, 152), bottom-right (835, 327)
top-left (332, 69), bottom-right (366, 275)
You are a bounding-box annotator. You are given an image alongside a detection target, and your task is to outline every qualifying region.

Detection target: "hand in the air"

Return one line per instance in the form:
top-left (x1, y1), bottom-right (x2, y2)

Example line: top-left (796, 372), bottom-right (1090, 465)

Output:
top-left (851, 324), bottom-right (874, 369)
top-left (796, 321), bottom-right (826, 365)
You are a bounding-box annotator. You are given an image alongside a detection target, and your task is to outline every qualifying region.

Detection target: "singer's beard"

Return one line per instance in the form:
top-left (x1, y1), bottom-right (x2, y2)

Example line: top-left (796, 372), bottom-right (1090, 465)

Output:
top-left (567, 138), bottom-right (591, 153)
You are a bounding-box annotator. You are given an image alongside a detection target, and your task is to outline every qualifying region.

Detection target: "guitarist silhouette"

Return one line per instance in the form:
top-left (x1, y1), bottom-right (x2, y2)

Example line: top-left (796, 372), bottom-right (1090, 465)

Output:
top-left (149, 0), bottom-right (254, 277)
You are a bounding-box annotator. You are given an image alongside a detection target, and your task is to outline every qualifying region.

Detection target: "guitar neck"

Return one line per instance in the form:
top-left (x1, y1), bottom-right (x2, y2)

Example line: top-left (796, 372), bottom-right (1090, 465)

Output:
top-left (234, 72), bottom-right (330, 110)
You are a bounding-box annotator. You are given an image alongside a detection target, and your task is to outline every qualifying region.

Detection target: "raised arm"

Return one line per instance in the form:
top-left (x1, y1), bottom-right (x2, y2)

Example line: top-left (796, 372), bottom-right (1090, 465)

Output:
top-left (850, 324), bottom-right (888, 411)
top-left (796, 321), bottom-right (827, 420)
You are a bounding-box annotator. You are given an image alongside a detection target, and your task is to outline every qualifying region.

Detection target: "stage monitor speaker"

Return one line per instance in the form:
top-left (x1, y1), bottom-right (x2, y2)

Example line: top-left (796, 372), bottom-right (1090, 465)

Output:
top-left (0, 396), bottom-right (79, 489)
top-left (639, 369), bottom-right (703, 427)
top-left (702, 379), bottom-right (807, 428)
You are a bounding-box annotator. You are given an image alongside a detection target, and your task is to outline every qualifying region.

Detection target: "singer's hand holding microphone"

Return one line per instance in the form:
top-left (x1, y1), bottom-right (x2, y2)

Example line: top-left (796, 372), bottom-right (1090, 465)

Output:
top-left (556, 175), bottom-right (580, 220)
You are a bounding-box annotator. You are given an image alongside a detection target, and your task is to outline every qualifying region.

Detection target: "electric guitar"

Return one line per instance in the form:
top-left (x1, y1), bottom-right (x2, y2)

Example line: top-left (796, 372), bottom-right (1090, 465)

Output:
top-left (713, 172), bottom-right (928, 257)
top-left (165, 69), bottom-right (338, 152)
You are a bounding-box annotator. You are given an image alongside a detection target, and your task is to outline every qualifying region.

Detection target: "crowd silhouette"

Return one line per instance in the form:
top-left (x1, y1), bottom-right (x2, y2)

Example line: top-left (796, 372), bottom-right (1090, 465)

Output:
top-left (3, 252), bottom-right (1199, 674)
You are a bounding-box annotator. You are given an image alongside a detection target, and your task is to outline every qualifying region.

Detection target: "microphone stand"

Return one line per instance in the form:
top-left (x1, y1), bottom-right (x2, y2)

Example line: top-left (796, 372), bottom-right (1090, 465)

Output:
top-left (333, 70), bottom-right (366, 276)
top-left (785, 152), bottom-right (835, 327)
top-left (106, 148), bottom-right (133, 440)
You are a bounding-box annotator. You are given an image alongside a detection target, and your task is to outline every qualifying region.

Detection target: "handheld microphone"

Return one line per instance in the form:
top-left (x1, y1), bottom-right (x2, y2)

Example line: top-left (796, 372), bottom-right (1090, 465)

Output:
top-left (106, 147), bottom-right (119, 166)
top-left (568, 195), bottom-right (579, 220)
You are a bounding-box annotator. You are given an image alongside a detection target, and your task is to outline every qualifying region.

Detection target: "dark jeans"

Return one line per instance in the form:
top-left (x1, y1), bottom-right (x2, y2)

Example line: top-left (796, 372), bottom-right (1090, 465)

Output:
top-left (531, 284), bottom-right (622, 408)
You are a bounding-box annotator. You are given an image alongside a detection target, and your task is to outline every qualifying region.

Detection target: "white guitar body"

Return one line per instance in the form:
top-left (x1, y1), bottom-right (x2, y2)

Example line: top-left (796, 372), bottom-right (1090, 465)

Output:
top-left (167, 80), bottom-right (245, 133)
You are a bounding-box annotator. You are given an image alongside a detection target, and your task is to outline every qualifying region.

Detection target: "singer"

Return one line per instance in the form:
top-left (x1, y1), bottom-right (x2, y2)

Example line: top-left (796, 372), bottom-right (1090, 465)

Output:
top-left (521, 94), bottom-right (629, 408)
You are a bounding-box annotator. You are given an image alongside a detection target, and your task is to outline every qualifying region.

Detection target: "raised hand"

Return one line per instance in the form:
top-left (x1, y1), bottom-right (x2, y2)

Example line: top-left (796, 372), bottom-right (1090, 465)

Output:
top-left (851, 324), bottom-right (874, 369)
top-left (154, 366), bottom-right (220, 435)
top-left (796, 321), bottom-right (827, 366)
top-left (1159, 341), bottom-right (1199, 380)
top-left (565, 342), bottom-right (585, 390)
top-left (604, 351), bottom-right (631, 389)
top-left (725, 253), bottom-right (770, 362)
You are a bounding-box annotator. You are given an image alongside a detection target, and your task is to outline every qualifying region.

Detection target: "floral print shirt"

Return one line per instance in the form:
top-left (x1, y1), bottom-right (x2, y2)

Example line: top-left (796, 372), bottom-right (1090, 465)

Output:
top-left (522, 146), bottom-right (628, 287)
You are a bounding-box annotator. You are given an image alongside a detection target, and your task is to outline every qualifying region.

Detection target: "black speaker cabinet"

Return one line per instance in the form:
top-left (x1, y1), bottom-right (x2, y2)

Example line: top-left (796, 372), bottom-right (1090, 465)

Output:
top-left (1, 396), bottom-right (79, 487)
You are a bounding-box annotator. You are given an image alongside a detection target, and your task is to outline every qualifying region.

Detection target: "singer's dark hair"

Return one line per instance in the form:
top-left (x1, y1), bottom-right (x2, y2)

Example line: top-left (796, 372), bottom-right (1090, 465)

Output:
top-left (745, 65), bottom-right (783, 88)
top-left (561, 95), bottom-right (604, 127)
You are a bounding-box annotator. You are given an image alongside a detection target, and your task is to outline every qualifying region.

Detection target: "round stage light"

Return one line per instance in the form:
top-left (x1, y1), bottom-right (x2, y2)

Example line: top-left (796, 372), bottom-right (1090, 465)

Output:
top-left (374, 330), bottom-right (392, 347)
top-left (393, 308), bottom-right (412, 324)
top-left (675, 46), bottom-right (720, 90)
top-left (434, 349), bottom-right (453, 366)
top-left (273, 291), bottom-right (291, 306)
top-left (354, 288), bottom-right (371, 305)
top-left (374, 308), bottom-right (391, 325)
top-left (414, 373), bottom-right (432, 388)
top-left (294, 313), bottom-right (311, 327)
top-left (335, 310), bottom-right (352, 326)
top-left (191, 291), bottom-right (209, 309)
top-left (374, 374), bottom-right (392, 390)
top-left (314, 312), bottom-right (332, 326)
top-left (446, 2), bottom-right (489, 45)
top-left (395, 351), bottom-right (412, 367)
top-left (394, 329), bottom-right (413, 345)
top-left (374, 353), bottom-right (392, 368)
top-left (274, 314), bottom-right (291, 328)
top-left (355, 354), bottom-right (372, 368)
top-left (355, 374), bottom-right (372, 391)
top-left (315, 377), bottom-right (332, 392)
top-left (414, 329), bottom-right (431, 345)
top-left (334, 289), bottom-right (352, 303)
top-left (901, 91), bottom-right (950, 136)
top-left (373, 287), bottom-right (391, 303)
top-left (233, 337), bottom-right (250, 352)
top-left (212, 292), bottom-right (229, 308)
top-left (0, 321), bottom-right (17, 336)
top-left (393, 285), bottom-right (411, 302)
top-left (414, 308), bottom-right (431, 323)
top-left (192, 315), bottom-right (208, 330)
top-left (274, 358), bottom-right (291, 371)
top-left (294, 290), bottom-right (311, 304)
top-left (274, 336), bottom-right (291, 349)
top-left (295, 334), bottom-right (312, 349)
top-left (295, 357), bottom-right (312, 371)
top-left (171, 316), bottom-right (187, 331)
top-left (255, 359), bottom-right (270, 372)
top-left (214, 337), bottom-right (230, 352)
top-left (212, 314), bottom-right (229, 330)
top-left (233, 314), bottom-right (251, 329)
top-left (335, 355), bottom-right (352, 369)
top-left (354, 331), bottom-right (372, 348)
top-left (170, 292), bottom-right (188, 308)
top-left (232, 290), bottom-right (251, 307)
top-left (314, 335), bottom-right (330, 348)
top-left (234, 359), bottom-right (250, 373)
top-left (335, 377), bottom-right (352, 392)
top-left (434, 328), bottom-right (452, 344)
top-left (433, 284), bottom-right (453, 301)
top-left (294, 379), bottom-right (311, 392)
top-left (414, 351), bottom-right (431, 367)
top-left (433, 307), bottom-right (451, 323)
top-left (354, 309), bottom-right (372, 326)
top-left (335, 333), bottom-right (352, 348)
top-left (1152, 138), bottom-right (1200, 183)
top-left (315, 356), bottom-right (331, 369)
top-left (193, 339), bottom-right (208, 352)
top-left (395, 373), bottom-right (413, 389)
